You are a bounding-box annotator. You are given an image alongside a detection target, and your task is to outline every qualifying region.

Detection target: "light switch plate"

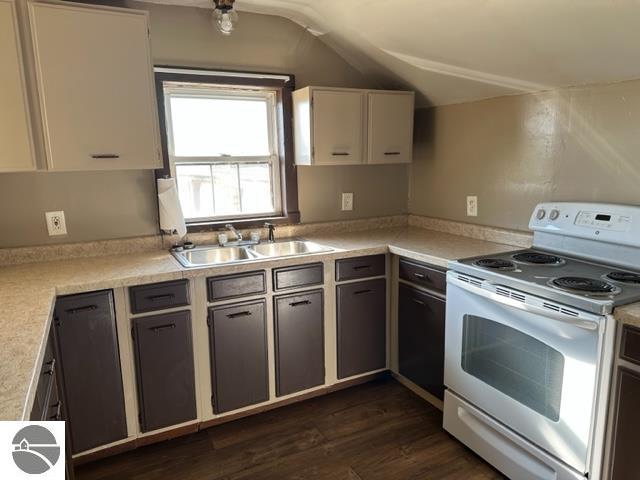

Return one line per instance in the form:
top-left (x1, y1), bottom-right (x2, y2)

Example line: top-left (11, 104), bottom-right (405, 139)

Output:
top-left (342, 193), bottom-right (354, 211)
top-left (467, 196), bottom-right (478, 217)
top-left (45, 211), bottom-right (67, 236)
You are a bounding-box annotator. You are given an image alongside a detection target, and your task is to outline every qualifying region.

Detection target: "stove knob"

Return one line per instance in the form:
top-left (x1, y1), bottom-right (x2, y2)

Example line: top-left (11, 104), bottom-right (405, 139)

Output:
top-left (549, 209), bottom-right (560, 220)
top-left (536, 209), bottom-right (546, 220)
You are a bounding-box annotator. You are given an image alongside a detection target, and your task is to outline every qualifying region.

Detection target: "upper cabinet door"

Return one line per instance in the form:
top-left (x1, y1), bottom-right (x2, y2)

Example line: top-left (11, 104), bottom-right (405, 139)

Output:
top-left (312, 90), bottom-right (364, 165)
top-left (367, 92), bottom-right (414, 164)
top-left (0, 0), bottom-right (36, 172)
top-left (29, 3), bottom-right (161, 171)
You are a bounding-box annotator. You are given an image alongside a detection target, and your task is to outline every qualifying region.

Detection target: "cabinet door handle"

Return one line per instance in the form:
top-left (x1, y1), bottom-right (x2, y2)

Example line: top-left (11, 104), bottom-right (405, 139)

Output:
top-left (65, 305), bottom-right (98, 314)
top-left (384, 151), bottom-right (401, 156)
top-left (354, 289), bottom-right (372, 295)
top-left (353, 265), bottom-right (371, 270)
top-left (146, 293), bottom-right (175, 301)
top-left (331, 152), bottom-right (350, 156)
top-left (227, 310), bottom-right (252, 319)
top-left (44, 358), bottom-right (56, 376)
top-left (150, 323), bottom-right (176, 333)
top-left (91, 154), bottom-right (120, 159)
top-left (49, 401), bottom-right (62, 421)
top-left (412, 298), bottom-right (426, 306)
top-left (289, 300), bottom-right (311, 307)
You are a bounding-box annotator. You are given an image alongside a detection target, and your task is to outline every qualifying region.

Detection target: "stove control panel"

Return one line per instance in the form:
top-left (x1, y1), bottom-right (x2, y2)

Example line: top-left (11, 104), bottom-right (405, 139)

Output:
top-left (529, 202), bottom-right (640, 248)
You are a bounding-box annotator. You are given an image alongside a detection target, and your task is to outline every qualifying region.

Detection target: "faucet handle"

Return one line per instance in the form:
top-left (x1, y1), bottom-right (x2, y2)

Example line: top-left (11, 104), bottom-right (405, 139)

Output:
top-left (264, 222), bottom-right (275, 242)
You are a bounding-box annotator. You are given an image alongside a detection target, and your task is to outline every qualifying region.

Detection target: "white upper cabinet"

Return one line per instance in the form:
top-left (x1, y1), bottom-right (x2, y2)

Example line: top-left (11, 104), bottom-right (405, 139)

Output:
top-left (294, 88), bottom-right (365, 165)
top-left (367, 92), bottom-right (414, 164)
top-left (293, 87), bottom-right (414, 166)
top-left (0, 0), bottom-right (36, 172)
top-left (29, 2), bottom-right (161, 171)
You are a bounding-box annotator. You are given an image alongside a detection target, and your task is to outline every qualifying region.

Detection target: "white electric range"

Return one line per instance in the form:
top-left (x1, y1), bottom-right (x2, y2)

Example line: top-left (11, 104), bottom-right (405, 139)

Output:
top-left (443, 202), bottom-right (640, 480)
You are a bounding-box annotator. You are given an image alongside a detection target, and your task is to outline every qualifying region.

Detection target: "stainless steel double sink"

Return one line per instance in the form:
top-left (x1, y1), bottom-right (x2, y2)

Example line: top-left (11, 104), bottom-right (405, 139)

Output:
top-left (172, 240), bottom-right (333, 268)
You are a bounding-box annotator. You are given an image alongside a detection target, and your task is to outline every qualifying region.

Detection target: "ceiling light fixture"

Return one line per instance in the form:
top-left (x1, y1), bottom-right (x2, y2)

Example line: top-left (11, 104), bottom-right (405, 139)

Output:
top-left (212, 0), bottom-right (238, 36)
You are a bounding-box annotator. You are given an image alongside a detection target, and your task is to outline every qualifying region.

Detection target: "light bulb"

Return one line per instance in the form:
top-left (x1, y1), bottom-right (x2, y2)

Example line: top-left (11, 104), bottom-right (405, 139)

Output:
top-left (212, 8), bottom-right (238, 35)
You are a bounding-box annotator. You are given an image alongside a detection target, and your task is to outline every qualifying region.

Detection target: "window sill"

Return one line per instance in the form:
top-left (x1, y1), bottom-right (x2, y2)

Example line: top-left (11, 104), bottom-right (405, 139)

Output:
top-left (186, 212), bottom-right (301, 233)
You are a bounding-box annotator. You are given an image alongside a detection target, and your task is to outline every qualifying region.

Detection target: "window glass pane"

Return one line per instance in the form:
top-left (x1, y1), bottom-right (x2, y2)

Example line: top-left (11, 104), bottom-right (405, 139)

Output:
top-left (175, 165), bottom-right (214, 219)
top-left (461, 315), bottom-right (564, 421)
top-left (239, 163), bottom-right (274, 214)
top-left (211, 164), bottom-right (240, 215)
top-left (169, 96), bottom-right (270, 157)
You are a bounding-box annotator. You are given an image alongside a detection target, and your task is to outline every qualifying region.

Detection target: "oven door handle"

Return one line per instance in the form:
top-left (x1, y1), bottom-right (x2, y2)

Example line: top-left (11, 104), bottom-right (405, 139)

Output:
top-left (448, 275), bottom-right (600, 330)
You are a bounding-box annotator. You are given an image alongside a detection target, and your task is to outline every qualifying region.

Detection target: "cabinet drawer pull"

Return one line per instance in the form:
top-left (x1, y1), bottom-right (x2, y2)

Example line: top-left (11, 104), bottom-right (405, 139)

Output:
top-left (414, 272), bottom-right (427, 279)
top-left (384, 151), bottom-right (401, 155)
top-left (44, 358), bottom-right (56, 376)
top-left (91, 154), bottom-right (120, 159)
top-left (65, 304), bottom-right (98, 314)
top-left (354, 289), bottom-right (372, 295)
top-left (289, 300), bottom-right (312, 307)
top-left (227, 310), bottom-right (253, 319)
top-left (146, 293), bottom-right (175, 301)
top-left (412, 298), bottom-right (426, 306)
top-left (353, 265), bottom-right (371, 271)
top-left (150, 323), bottom-right (176, 333)
top-left (331, 152), bottom-right (350, 156)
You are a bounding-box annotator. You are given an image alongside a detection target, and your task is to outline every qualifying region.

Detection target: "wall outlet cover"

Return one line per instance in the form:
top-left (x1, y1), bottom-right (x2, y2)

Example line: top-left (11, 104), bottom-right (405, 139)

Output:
top-left (342, 192), bottom-right (354, 211)
top-left (467, 196), bottom-right (478, 217)
top-left (45, 211), bottom-right (67, 236)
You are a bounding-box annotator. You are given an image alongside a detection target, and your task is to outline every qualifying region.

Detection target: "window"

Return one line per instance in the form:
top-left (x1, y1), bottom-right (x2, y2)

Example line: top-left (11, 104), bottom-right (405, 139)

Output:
top-left (155, 68), bottom-right (300, 229)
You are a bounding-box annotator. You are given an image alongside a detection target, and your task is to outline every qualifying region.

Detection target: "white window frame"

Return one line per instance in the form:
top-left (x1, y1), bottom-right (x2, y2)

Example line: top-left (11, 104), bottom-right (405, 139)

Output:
top-left (163, 82), bottom-right (282, 222)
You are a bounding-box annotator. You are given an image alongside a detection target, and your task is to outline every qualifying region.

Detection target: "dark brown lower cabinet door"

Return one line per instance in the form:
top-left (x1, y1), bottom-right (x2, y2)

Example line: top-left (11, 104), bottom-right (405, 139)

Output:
top-left (336, 279), bottom-right (386, 379)
top-left (398, 284), bottom-right (446, 400)
top-left (54, 291), bottom-right (127, 454)
top-left (132, 310), bottom-right (197, 432)
top-left (610, 367), bottom-right (640, 480)
top-left (209, 300), bottom-right (269, 413)
top-left (274, 290), bottom-right (324, 396)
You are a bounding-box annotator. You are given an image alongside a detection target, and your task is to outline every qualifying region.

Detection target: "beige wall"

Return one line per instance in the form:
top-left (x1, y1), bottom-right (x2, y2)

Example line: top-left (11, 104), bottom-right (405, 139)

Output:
top-left (410, 79), bottom-right (640, 231)
top-left (0, 2), bottom-right (408, 248)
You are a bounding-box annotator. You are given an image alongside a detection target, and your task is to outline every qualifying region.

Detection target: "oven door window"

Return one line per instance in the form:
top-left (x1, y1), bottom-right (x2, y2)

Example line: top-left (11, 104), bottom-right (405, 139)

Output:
top-left (462, 315), bottom-right (565, 421)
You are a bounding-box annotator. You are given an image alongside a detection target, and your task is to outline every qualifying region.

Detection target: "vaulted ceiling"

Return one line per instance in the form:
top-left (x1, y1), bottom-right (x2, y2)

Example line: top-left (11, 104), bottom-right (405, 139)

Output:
top-left (141, 0), bottom-right (640, 107)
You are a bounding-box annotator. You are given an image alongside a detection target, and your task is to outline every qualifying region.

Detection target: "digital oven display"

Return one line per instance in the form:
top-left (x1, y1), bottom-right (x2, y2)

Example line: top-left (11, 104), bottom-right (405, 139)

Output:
top-left (595, 214), bottom-right (612, 222)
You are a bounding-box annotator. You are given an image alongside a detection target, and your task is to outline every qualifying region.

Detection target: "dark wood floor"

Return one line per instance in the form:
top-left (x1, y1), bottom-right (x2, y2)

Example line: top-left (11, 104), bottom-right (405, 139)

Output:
top-left (75, 378), bottom-right (504, 480)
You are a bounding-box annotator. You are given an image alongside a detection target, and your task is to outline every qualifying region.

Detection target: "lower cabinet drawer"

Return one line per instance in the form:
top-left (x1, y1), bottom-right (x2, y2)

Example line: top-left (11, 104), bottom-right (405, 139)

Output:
top-left (273, 263), bottom-right (323, 291)
top-left (274, 290), bottom-right (325, 396)
top-left (129, 279), bottom-right (190, 314)
top-left (132, 310), bottom-right (197, 432)
top-left (208, 300), bottom-right (269, 413)
top-left (208, 271), bottom-right (266, 302)
top-left (399, 258), bottom-right (446, 294)
top-left (336, 254), bottom-right (386, 281)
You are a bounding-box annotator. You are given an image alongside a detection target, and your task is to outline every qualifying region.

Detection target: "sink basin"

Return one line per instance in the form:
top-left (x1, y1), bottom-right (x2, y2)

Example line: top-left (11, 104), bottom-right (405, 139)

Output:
top-left (172, 240), bottom-right (333, 268)
top-left (173, 246), bottom-right (258, 267)
top-left (250, 240), bottom-right (333, 258)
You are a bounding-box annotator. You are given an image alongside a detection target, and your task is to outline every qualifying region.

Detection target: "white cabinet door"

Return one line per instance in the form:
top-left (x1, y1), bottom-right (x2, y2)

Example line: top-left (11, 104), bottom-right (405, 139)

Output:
top-left (312, 90), bottom-right (364, 165)
top-left (367, 92), bottom-right (414, 164)
top-left (0, 0), bottom-right (36, 172)
top-left (30, 3), bottom-right (161, 171)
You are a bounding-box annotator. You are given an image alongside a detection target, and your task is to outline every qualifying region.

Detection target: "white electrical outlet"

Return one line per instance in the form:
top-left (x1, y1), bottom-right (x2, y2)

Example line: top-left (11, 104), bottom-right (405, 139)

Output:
top-left (45, 211), bottom-right (67, 236)
top-left (467, 196), bottom-right (478, 217)
top-left (342, 193), bottom-right (354, 211)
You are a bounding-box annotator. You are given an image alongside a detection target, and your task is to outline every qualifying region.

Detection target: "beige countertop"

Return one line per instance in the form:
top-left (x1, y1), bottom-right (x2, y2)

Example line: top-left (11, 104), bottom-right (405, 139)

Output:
top-left (0, 225), bottom-right (526, 421)
top-left (613, 303), bottom-right (640, 329)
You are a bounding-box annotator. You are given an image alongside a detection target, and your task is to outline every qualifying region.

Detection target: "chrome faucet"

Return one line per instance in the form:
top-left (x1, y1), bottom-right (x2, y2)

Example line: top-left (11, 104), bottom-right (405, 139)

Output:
top-left (264, 222), bottom-right (276, 243)
top-left (225, 223), bottom-right (243, 242)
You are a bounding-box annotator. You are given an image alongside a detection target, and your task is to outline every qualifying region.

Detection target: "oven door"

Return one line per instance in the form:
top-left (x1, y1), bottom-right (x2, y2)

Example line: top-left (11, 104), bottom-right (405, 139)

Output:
top-left (444, 272), bottom-right (604, 474)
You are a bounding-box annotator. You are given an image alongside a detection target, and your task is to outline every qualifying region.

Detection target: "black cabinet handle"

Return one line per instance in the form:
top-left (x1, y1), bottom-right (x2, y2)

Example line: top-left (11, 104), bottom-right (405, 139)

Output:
top-left (384, 151), bottom-right (401, 156)
top-left (150, 323), bottom-right (176, 333)
top-left (412, 298), bottom-right (426, 306)
top-left (331, 152), bottom-right (350, 156)
top-left (44, 359), bottom-right (56, 376)
top-left (65, 305), bottom-right (98, 314)
top-left (354, 289), bottom-right (372, 295)
top-left (414, 272), bottom-right (426, 279)
top-left (353, 265), bottom-right (371, 270)
top-left (146, 293), bottom-right (175, 301)
top-left (91, 154), bottom-right (120, 159)
top-left (289, 300), bottom-right (311, 307)
top-left (49, 401), bottom-right (62, 421)
top-left (227, 311), bottom-right (252, 319)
